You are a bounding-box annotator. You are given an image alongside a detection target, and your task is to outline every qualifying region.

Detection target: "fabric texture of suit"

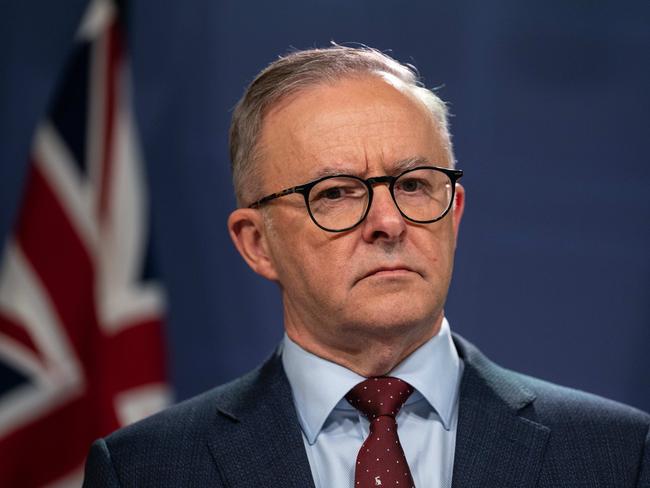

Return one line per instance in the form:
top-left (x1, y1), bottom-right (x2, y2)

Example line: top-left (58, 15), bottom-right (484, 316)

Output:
top-left (83, 335), bottom-right (650, 487)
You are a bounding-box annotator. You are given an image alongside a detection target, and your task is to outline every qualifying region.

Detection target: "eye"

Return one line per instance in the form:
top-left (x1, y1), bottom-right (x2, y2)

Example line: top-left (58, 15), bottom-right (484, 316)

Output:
top-left (397, 178), bottom-right (427, 193)
top-left (321, 187), bottom-right (344, 200)
top-left (311, 178), bottom-right (366, 203)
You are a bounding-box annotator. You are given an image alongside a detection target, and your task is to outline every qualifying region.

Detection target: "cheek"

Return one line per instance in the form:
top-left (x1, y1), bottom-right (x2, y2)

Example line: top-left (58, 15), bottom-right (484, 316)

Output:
top-left (299, 239), bottom-right (351, 284)
top-left (416, 226), bottom-right (456, 273)
top-left (296, 246), bottom-right (358, 314)
top-left (272, 229), bottom-right (349, 291)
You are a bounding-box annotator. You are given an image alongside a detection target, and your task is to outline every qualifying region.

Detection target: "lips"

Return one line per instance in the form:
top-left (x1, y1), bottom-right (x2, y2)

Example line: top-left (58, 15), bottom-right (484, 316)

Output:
top-left (359, 265), bottom-right (419, 281)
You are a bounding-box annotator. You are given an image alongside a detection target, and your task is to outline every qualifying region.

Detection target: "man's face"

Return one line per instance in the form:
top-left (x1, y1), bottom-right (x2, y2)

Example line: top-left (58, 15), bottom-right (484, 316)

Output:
top-left (237, 75), bottom-right (464, 362)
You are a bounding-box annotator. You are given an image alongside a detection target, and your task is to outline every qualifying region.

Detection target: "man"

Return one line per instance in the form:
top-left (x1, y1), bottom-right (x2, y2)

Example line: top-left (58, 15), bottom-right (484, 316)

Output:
top-left (83, 46), bottom-right (650, 487)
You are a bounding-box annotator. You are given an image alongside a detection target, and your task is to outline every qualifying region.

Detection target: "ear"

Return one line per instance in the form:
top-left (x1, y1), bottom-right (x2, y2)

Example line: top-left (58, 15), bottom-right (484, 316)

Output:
top-left (451, 183), bottom-right (465, 241)
top-left (227, 208), bottom-right (279, 281)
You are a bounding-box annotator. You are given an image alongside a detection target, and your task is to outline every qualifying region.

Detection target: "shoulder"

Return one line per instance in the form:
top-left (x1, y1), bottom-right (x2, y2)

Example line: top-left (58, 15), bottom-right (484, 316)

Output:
top-left (511, 371), bottom-right (650, 485)
top-left (452, 333), bottom-right (649, 486)
top-left (514, 369), bottom-right (650, 426)
top-left (454, 332), bottom-right (650, 439)
top-left (104, 352), bottom-right (282, 449)
top-left (83, 352), bottom-right (286, 485)
top-left (105, 383), bottom-right (230, 450)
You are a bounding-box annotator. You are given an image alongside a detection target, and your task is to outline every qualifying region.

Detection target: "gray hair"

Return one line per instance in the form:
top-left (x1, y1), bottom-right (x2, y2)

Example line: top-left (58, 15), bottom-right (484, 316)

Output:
top-left (229, 45), bottom-right (454, 207)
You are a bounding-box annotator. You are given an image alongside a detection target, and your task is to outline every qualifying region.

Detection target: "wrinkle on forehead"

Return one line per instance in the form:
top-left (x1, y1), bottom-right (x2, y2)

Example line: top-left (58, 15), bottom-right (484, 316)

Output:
top-left (257, 76), bottom-right (449, 190)
top-left (307, 156), bottom-right (431, 181)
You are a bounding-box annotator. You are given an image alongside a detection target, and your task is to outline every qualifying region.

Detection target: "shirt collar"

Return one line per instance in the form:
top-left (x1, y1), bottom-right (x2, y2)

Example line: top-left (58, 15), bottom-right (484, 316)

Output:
top-left (281, 318), bottom-right (462, 444)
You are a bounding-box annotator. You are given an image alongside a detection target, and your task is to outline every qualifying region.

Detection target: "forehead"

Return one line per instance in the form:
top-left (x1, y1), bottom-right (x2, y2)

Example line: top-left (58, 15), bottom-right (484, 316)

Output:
top-left (257, 75), bottom-right (449, 187)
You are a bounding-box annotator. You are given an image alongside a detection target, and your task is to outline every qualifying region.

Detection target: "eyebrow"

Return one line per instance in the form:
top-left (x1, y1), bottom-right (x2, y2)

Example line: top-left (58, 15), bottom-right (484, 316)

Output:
top-left (391, 156), bottom-right (431, 174)
top-left (309, 156), bottom-right (431, 180)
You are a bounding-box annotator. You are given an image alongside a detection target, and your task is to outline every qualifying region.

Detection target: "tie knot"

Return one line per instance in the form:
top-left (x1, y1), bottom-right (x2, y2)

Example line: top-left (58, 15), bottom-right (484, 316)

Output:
top-left (345, 377), bottom-right (414, 419)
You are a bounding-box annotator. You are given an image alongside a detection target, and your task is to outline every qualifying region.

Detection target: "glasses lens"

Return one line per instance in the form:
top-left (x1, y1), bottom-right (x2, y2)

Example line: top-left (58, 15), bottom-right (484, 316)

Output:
top-left (308, 176), bottom-right (369, 231)
top-left (393, 168), bottom-right (454, 222)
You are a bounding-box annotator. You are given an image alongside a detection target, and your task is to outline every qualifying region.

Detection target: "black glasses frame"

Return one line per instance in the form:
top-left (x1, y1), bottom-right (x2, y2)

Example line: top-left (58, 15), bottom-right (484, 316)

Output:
top-left (248, 165), bottom-right (464, 233)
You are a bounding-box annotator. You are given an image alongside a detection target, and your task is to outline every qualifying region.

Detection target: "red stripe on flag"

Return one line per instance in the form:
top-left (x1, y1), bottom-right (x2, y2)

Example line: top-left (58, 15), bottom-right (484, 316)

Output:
top-left (103, 317), bottom-right (167, 392)
top-left (0, 394), bottom-right (109, 486)
top-left (15, 162), bottom-right (95, 362)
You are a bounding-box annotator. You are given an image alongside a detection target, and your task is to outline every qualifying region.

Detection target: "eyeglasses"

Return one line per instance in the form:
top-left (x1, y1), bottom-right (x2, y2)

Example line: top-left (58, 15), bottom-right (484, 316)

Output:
top-left (249, 165), bottom-right (463, 233)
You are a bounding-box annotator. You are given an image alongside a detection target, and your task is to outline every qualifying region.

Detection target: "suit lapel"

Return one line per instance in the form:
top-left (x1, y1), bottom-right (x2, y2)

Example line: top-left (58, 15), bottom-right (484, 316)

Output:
top-left (451, 335), bottom-right (550, 488)
top-left (206, 352), bottom-right (316, 488)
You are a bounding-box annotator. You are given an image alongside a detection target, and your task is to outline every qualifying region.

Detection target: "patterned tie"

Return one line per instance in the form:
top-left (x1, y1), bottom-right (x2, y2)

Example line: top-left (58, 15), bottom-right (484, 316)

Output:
top-left (346, 377), bottom-right (415, 488)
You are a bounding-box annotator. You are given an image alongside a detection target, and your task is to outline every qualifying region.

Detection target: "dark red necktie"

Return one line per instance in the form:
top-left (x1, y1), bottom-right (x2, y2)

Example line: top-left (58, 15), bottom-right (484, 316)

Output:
top-left (346, 377), bottom-right (415, 488)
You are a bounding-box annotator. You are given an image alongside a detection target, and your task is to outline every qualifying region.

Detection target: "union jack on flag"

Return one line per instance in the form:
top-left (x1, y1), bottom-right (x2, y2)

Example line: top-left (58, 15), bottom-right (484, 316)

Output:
top-left (0, 1), bottom-right (170, 485)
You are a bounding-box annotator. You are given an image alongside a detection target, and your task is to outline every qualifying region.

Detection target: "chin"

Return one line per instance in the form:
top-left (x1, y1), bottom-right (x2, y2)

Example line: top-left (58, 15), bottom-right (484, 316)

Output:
top-left (346, 300), bottom-right (438, 337)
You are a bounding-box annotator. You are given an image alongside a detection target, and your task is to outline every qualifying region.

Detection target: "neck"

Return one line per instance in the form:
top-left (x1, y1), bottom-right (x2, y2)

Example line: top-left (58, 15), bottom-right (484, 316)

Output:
top-left (285, 314), bottom-right (443, 377)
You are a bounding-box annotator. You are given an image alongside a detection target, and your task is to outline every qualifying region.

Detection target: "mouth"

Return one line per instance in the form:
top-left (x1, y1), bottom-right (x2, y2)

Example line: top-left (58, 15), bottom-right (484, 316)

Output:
top-left (359, 265), bottom-right (419, 281)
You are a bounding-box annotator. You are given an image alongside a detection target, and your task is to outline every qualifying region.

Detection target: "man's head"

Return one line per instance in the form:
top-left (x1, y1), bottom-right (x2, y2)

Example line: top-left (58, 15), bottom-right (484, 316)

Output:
top-left (229, 45), bottom-right (455, 207)
top-left (228, 46), bottom-right (464, 376)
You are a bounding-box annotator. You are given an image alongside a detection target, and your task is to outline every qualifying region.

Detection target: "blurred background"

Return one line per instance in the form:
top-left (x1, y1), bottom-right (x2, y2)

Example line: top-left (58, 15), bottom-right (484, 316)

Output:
top-left (1, 0), bottom-right (649, 485)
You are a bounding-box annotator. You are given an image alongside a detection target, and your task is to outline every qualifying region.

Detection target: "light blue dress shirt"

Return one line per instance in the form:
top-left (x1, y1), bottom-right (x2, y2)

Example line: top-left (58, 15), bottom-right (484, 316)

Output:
top-left (281, 318), bottom-right (464, 488)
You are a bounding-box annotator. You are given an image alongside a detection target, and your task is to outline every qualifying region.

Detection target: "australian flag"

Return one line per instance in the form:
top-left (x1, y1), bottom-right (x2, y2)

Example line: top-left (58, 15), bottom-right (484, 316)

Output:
top-left (0, 0), bottom-right (170, 485)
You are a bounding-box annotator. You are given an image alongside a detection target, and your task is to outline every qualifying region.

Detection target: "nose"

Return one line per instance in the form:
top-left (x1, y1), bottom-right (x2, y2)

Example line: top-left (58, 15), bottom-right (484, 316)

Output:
top-left (361, 184), bottom-right (407, 242)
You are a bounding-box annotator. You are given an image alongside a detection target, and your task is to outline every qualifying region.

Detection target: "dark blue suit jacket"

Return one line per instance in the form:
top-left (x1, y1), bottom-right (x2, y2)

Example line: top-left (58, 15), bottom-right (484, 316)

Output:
top-left (83, 335), bottom-right (650, 487)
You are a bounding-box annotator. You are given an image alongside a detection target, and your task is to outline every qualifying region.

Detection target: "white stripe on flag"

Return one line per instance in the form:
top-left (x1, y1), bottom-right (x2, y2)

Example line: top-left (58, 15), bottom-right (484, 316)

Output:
top-left (0, 243), bottom-right (83, 437)
top-left (34, 124), bottom-right (98, 254)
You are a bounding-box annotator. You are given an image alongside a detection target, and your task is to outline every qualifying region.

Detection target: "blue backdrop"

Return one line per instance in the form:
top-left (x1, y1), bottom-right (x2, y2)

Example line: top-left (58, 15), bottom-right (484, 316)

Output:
top-left (2, 0), bottom-right (649, 411)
